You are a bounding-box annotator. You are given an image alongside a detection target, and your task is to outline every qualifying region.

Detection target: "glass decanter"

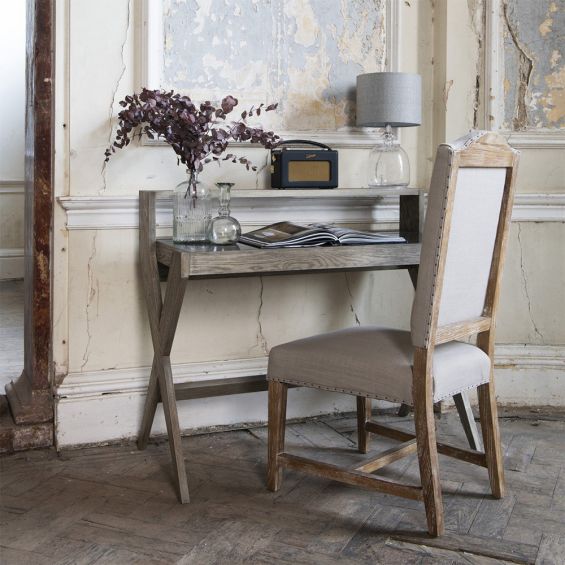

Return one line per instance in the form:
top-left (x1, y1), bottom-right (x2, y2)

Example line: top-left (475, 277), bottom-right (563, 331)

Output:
top-left (173, 171), bottom-right (212, 243)
top-left (207, 182), bottom-right (241, 245)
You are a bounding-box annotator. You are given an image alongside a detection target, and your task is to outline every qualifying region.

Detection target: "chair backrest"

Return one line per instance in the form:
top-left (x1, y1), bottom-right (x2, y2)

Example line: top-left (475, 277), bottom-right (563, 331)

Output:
top-left (411, 131), bottom-right (519, 349)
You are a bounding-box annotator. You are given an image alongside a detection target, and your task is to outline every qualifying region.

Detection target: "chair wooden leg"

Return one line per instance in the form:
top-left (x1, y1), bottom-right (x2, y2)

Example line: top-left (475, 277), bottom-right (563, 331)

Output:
top-left (267, 380), bottom-right (288, 492)
top-left (477, 380), bottom-right (505, 498)
top-left (413, 349), bottom-right (444, 537)
top-left (356, 397), bottom-right (371, 453)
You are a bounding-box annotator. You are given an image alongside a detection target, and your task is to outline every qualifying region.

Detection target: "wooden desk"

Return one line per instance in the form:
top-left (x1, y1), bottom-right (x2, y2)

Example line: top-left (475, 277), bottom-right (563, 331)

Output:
top-left (136, 189), bottom-right (479, 503)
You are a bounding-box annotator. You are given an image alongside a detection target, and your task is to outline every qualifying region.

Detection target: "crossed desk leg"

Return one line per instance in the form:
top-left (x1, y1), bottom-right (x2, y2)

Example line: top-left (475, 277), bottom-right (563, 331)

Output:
top-left (137, 254), bottom-right (190, 503)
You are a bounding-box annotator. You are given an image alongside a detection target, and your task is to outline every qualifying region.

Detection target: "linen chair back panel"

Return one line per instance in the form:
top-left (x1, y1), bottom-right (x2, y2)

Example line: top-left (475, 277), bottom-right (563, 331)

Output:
top-left (411, 132), bottom-right (518, 348)
top-left (437, 167), bottom-right (505, 327)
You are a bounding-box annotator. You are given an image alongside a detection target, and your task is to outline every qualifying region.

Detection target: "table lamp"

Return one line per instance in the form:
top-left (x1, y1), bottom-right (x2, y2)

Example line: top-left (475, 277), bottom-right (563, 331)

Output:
top-left (356, 72), bottom-right (421, 187)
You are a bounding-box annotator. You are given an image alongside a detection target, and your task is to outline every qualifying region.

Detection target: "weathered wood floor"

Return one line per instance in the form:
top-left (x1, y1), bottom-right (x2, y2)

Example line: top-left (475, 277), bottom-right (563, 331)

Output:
top-left (1, 410), bottom-right (564, 564)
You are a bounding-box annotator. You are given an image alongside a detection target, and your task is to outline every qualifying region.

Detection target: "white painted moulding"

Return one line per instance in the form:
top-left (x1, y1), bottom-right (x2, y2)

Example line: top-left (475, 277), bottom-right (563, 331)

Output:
top-left (57, 192), bottom-right (565, 230)
top-left (57, 357), bottom-right (269, 399)
top-left (54, 346), bottom-right (565, 400)
top-left (505, 131), bottom-right (565, 149)
top-left (0, 248), bottom-right (25, 280)
top-left (0, 180), bottom-right (25, 194)
top-left (58, 190), bottom-right (404, 230)
top-left (55, 345), bottom-right (565, 447)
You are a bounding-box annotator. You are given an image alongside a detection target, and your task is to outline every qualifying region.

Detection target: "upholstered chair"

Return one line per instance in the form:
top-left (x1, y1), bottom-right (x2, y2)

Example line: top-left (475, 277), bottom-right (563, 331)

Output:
top-left (266, 131), bottom-right (519, 537)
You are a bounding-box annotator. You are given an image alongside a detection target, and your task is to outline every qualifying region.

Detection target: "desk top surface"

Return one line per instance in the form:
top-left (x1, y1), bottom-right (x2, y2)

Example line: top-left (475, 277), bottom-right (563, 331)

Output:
top-left (156, 237), bottom-right (421, 279)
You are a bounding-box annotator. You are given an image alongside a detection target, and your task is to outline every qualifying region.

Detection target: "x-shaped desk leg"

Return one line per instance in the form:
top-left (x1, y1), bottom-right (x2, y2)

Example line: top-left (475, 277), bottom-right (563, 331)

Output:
top-left (138, 253), bottom-right (190, 503)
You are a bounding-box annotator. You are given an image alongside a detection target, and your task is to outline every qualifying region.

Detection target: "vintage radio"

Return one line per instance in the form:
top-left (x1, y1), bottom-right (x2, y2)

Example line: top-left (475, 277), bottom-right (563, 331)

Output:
top-left (270, 140), bottom-right (338, 189)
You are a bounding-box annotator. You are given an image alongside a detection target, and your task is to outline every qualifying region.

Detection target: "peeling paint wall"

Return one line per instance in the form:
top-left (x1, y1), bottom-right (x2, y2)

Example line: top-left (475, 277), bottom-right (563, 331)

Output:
top-left (161, 0), bottom-right (386, 130)
top-left (451, 0), bottom-right (565, 348)
top-left (502, 0), bottom-right (565, 130)
top-left (51, 0), bottom-right (565, 446)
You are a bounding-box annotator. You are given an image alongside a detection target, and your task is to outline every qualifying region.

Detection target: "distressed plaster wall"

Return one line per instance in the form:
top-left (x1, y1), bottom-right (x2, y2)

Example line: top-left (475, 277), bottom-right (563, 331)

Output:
top-left (435, 0), bottom-right (565, 347)
top-left (59, 0), bottom-right (412, 376)
top-left (161, 0), bottom-right (386, 131)
top-left (53, 0), bottom-right (564, 446)
top-left (502, 0), bottom-right (565, 130)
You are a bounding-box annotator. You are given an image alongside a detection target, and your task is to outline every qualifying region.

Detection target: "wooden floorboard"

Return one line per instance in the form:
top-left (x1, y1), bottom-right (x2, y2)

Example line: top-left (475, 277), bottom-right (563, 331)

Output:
top-left (0, 412), bottom-right (563, 564)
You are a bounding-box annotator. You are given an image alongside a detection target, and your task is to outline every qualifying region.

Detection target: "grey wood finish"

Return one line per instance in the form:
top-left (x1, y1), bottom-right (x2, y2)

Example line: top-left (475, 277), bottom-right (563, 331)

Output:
top-left (138, 189), bottom-right (423, 503)
top-left (155, 239), bottom-right (422, 279)
top-left (138, 191), bottom-right (190, 503)
top-left (0, 411), bottom-right (563, 564)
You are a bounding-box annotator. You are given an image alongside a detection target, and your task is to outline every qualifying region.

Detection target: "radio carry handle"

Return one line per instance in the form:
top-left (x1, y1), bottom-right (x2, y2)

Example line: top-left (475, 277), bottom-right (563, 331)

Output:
top-left (274, 139), bottom-right (333, 151)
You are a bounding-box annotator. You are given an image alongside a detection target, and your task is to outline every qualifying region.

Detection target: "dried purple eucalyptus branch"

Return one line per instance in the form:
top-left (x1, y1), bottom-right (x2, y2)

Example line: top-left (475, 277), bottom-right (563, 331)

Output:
top-left (104, 88), bottom-right (280, 173)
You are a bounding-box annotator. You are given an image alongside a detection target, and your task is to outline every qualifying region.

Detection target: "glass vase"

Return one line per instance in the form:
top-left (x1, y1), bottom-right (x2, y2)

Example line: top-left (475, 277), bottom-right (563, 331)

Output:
top-left (173, 171), bottom-right (212, 243)
top-left (207, 182), bottom-right (241, 245)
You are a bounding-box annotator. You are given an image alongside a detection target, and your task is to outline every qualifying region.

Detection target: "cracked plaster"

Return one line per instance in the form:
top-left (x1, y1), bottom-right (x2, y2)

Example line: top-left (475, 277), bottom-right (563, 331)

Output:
top-left (101, 0), bottom-right (131, 194)
top-left (516, 224), bottom-right (544, 344)
top-left (502, 0), bottom-right (565, 130)
top-left (255, 276), bottom-right (268, 355)
top-left (81, 232), bottom-right (99, 371)
top-left (344, 273), bottom-right (361, 326)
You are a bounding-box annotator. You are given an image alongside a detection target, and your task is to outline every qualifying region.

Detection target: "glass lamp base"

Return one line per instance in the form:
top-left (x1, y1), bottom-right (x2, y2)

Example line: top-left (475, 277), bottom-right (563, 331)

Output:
top-left (368, 143), bottom-right (410, 187)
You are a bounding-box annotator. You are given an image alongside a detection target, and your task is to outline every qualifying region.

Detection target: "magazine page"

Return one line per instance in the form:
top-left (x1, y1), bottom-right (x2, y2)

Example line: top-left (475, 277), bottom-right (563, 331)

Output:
top-left (239, 222), bottom-right (337, 248)
top-left (240, 222), bottom-right (405, 248)
top-left (312, 224), bottom-right (406, 244)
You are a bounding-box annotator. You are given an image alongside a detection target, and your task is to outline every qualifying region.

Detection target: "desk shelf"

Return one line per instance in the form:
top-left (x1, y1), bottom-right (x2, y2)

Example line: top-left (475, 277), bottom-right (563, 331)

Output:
top-left (156, 239), bottom-right (421, 279)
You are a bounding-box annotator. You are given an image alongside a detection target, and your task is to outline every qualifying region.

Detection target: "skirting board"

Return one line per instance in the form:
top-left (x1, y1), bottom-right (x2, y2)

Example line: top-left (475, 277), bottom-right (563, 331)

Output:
top-left (0, 248), bottom-right (24, 280)
top-left (55, 345), bottom-right (565, 448)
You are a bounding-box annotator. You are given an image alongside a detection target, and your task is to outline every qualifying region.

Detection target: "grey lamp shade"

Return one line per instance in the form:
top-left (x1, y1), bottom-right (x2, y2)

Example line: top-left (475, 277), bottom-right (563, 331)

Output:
top-left (356, 72), bottom-right (421, 127)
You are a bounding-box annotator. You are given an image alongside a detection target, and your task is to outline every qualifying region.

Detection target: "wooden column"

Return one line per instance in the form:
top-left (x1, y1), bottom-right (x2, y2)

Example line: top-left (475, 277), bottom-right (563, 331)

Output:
top-left (5, 0), bottom-right (55, 440)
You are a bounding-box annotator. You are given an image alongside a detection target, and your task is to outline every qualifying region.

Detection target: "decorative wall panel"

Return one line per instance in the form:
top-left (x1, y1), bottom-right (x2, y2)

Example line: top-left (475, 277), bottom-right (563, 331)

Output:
top-left (157, 0), bottom-right (387, 131)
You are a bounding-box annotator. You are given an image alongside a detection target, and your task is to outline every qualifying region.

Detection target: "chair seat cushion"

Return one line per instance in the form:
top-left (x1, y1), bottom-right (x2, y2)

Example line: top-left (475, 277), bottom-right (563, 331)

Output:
top-left (267, 327), bottom-right (491, 405)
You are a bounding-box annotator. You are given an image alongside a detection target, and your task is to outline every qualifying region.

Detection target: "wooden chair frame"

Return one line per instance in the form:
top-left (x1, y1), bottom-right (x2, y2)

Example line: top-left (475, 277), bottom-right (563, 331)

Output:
top-left (267, 134), bottom-right (519, 536)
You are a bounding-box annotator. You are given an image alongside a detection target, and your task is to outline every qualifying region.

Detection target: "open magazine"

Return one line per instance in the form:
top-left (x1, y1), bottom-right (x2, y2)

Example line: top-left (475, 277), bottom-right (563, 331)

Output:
top-left (240, 222), bottom-right (406, 248)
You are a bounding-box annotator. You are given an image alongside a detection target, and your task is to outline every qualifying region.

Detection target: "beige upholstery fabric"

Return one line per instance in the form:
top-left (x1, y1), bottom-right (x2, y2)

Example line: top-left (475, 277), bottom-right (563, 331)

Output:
top-left (267, 327), bottom-right (491, 405)
top-left (410, 130), bottom-right (513, 347)
top-left (438, 168), bottom-right (505, 326)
